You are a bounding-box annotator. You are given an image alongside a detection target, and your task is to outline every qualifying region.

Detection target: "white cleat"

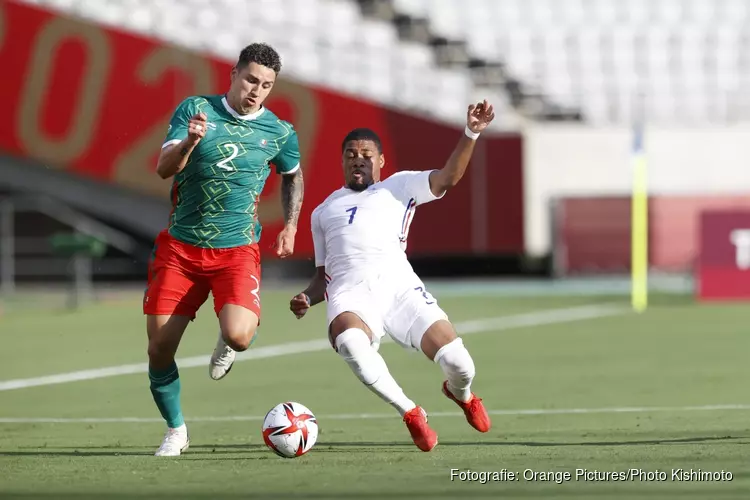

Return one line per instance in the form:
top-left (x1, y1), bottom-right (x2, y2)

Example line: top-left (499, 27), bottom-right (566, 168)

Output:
top-left (154, 425), bottom-right (189, 456)
top-left (209, 331), bottom-right (236, 380)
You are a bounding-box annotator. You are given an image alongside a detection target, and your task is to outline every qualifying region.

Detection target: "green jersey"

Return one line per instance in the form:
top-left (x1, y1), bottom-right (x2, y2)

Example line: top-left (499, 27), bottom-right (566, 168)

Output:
top-left (162, 94), bottom-right (300, 249)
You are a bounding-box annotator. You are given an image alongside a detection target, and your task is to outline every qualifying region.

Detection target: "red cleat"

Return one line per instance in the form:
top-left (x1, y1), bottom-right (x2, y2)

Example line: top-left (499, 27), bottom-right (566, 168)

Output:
top-left (442, 381), bottom-right (491, 433)
top-left (403, 406), bottom-right (438, 452)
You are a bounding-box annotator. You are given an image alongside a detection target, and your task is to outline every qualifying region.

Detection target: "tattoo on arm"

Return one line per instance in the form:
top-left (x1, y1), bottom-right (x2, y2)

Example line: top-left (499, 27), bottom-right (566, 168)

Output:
top-left (281, 170), bottom-right (304, 227)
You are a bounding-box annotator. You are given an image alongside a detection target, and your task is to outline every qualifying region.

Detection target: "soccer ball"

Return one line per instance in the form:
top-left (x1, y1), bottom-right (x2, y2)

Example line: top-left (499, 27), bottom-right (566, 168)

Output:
top-left (261, 402), bottom-right (318, 458)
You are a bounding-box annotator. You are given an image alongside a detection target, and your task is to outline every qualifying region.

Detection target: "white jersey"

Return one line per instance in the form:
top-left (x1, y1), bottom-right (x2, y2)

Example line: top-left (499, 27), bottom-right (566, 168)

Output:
top-left (311, 170), bottom-right (443, 297)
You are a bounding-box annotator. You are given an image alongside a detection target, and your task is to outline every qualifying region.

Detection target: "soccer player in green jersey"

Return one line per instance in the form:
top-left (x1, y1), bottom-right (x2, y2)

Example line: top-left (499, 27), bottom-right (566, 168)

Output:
top-left (143, 43), bottom-right (304, 456)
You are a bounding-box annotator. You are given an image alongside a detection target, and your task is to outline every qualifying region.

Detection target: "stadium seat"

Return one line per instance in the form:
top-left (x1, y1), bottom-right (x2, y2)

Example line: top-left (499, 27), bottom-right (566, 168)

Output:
top-left (425, 0), bottom-right (463, 40)
top-left (465, 27), bottom-right (501, 62)
top-left (385, 0), bottom-right (750, 125)
top-left (21, 0), bottom-right (507, 129)
top-left (28, 0), bottom-right (748, 126)
top-left (391, 0), bottom-right (429, 19)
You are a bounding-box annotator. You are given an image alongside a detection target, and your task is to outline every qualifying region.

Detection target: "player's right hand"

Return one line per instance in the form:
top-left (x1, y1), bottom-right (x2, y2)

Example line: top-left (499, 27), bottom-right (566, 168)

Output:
top-left (187, 113), bottom-right (208, 145)
top-left (467, 100), bottom-right (495, 134)
top-left (290, 293), bottom-right (311, 319)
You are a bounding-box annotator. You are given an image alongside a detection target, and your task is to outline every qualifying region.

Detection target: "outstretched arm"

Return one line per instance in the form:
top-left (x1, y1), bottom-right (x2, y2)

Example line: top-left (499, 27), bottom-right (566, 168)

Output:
top-left (428, 100), bottom-right (496, 197)
top-left (276, 169), bottom-right (304, 257)
top-left (290, 267), bottom-right (327, 319)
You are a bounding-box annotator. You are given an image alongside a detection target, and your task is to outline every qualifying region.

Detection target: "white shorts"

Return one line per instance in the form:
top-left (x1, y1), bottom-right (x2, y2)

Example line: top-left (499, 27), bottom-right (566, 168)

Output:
top-left (325, 274), bottom-right (449, 352)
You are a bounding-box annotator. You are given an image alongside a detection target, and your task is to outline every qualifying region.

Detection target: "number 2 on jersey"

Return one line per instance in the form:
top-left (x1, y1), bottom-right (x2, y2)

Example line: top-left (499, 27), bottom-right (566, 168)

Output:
top-left (345, 206), bottom-right (358, 224)
top-left (216, 143), bottom-right (239, 171)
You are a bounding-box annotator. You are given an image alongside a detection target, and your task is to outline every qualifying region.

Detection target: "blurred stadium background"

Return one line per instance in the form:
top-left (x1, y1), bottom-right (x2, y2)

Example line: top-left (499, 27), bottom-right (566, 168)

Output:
top-left (1, 0), bottom-right (750, 498)
top-left (1, 0), bottom-right (750, 300)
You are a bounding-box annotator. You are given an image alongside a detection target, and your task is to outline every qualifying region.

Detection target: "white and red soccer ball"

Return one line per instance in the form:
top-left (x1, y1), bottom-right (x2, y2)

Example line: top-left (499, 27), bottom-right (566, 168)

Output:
top-left (262, 402), bottom-right (318, 458)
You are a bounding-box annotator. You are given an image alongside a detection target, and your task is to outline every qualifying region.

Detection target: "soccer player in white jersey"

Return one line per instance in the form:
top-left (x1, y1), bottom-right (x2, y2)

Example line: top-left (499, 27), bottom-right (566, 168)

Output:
top-left (289, 101), bottom-right (495, 452)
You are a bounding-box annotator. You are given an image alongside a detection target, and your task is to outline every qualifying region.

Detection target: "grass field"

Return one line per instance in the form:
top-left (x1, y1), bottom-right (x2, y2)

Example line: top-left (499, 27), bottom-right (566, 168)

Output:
top-left (0, 286), bottom-right (748, 499)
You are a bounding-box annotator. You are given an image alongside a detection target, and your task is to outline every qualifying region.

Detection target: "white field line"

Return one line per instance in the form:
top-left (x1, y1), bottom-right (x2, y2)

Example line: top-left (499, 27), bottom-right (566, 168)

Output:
top-left (1, 404), bottom-right (749, 424)
top-left (0, 304), bottom-right (623, 392)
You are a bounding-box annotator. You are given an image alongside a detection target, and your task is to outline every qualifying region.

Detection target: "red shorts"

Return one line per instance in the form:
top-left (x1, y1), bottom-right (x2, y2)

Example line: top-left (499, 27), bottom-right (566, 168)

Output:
top-left (143, 230), bottom-right (261, 320)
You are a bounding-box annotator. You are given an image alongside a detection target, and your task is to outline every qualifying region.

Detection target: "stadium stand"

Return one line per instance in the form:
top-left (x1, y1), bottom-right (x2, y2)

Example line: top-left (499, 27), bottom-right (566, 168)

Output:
top-left (18, 0), bottom-right (518, 129)
top-left (22, 0), bottom-right (750, 127)
top-left (387, 0), bottom-right (750, 125)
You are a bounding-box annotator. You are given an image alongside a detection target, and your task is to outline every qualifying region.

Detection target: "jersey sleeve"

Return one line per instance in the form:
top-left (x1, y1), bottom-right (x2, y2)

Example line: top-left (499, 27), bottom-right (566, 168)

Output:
top-left (311, 207), bottom-right (326, 267)
top-left (273, 126), bottom-right (301, 175)
top-left (391, 170), bottom-right (446, 206)
top-left (162, 98), bottom-right (198, 149)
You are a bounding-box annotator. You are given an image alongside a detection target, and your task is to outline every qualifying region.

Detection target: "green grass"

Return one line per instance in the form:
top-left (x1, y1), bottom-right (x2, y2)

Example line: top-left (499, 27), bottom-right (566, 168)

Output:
top-left (0, 289), bottom-right (748, 499)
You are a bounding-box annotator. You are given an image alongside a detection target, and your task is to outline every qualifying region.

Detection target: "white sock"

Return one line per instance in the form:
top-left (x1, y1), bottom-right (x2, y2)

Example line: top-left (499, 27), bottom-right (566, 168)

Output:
top-left (170, 423), bottom-right (187, 434)
top-left (434, 338), bottom-right (476, 402)
top-left (335, 328), bottom-right (416, 416)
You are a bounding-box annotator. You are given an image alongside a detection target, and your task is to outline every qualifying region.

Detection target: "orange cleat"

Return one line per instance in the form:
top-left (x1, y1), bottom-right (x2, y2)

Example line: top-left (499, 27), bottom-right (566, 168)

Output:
top-left (442, 381), bottom-right (491, 433)
top-left (403, 406), bottom-right (438, 452)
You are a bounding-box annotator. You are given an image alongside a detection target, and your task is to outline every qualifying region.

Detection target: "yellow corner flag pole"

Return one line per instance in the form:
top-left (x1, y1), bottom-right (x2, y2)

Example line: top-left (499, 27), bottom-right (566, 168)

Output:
top-left (631, 124), bottom-right (648, 313)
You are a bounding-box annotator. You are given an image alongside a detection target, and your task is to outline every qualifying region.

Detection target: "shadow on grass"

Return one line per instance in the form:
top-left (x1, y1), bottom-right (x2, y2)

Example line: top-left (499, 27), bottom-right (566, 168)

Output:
top-left (1, 434), bottom-right (741, 457)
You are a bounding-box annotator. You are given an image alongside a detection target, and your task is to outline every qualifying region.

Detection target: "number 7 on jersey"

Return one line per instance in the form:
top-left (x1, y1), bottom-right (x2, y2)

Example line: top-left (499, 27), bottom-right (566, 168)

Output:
top-left (345, 206), bottom-right (357, 224)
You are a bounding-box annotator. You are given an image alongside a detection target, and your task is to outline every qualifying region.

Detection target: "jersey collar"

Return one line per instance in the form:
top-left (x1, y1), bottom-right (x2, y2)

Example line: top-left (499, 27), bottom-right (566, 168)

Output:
top-left (221, 96), bottom-right (265, 121)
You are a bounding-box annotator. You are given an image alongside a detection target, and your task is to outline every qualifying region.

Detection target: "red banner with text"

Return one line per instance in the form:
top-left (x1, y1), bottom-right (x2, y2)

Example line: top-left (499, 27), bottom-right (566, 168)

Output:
top-left (698, 211), bottom-right (750, 301)
top-left (0, 1), bottom-right (523, 258)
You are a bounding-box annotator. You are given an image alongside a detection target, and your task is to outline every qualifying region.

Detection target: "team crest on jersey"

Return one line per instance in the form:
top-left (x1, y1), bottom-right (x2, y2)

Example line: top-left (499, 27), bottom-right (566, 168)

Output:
top-left (260, 139), bottom-right (268, 147)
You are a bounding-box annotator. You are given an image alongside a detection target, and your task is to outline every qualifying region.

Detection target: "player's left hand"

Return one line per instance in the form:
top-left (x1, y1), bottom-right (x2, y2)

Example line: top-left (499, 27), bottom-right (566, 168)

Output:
top-left (275, 226), bottom-right (296, 258)
top-left (290, 293), bottom-right (311, 319)
top-left (467, 100), bottom-right (495, 134)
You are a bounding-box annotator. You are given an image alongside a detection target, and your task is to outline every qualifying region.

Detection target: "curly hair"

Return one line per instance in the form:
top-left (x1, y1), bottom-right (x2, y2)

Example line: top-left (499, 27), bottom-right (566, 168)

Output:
top-left (236, 43), bottom-right (282, 74)
top-left (341, 128), bottom-right (382, 153)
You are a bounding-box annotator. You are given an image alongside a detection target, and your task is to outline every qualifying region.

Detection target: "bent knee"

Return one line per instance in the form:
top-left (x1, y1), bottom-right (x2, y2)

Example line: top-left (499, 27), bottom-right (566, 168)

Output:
top-left (329, 312), bottom-right (372, 348)
top-left (434, 338), bottom-right (476, 378)
top-left (218, 305), bottom-right (259, 351)
top-left (420, 319), bottom-right (458, 360)
top-left (222, 325), bottom-right (258, 352)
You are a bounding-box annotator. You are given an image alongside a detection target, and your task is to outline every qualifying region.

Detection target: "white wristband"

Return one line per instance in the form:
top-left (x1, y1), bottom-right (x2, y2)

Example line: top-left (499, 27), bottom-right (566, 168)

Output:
top-left (464, 125), bottom-right (480, 140)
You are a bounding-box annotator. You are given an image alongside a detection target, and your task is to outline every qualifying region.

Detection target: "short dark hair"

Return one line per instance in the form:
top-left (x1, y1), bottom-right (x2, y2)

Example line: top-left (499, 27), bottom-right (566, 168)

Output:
top-left (236, 43), bottom-right (282, 73)
top-left (341, 128), bottom-right (382, 153)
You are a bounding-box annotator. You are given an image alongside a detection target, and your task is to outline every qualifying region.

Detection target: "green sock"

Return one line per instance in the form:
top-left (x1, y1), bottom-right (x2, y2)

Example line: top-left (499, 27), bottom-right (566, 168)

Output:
top-left (149, 361), bottom-right (184, 428)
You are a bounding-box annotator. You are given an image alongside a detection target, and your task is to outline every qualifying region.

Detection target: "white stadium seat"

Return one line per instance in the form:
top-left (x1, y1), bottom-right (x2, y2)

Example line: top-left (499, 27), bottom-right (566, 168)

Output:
top-left (20, 0), bottom-right (749, 126)
top-left (401, 0), bottom-right (750, 125)
top-left (391, 0), bottom-right (429, 19)
top-left (22, 0), bottom-right (494, 127)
